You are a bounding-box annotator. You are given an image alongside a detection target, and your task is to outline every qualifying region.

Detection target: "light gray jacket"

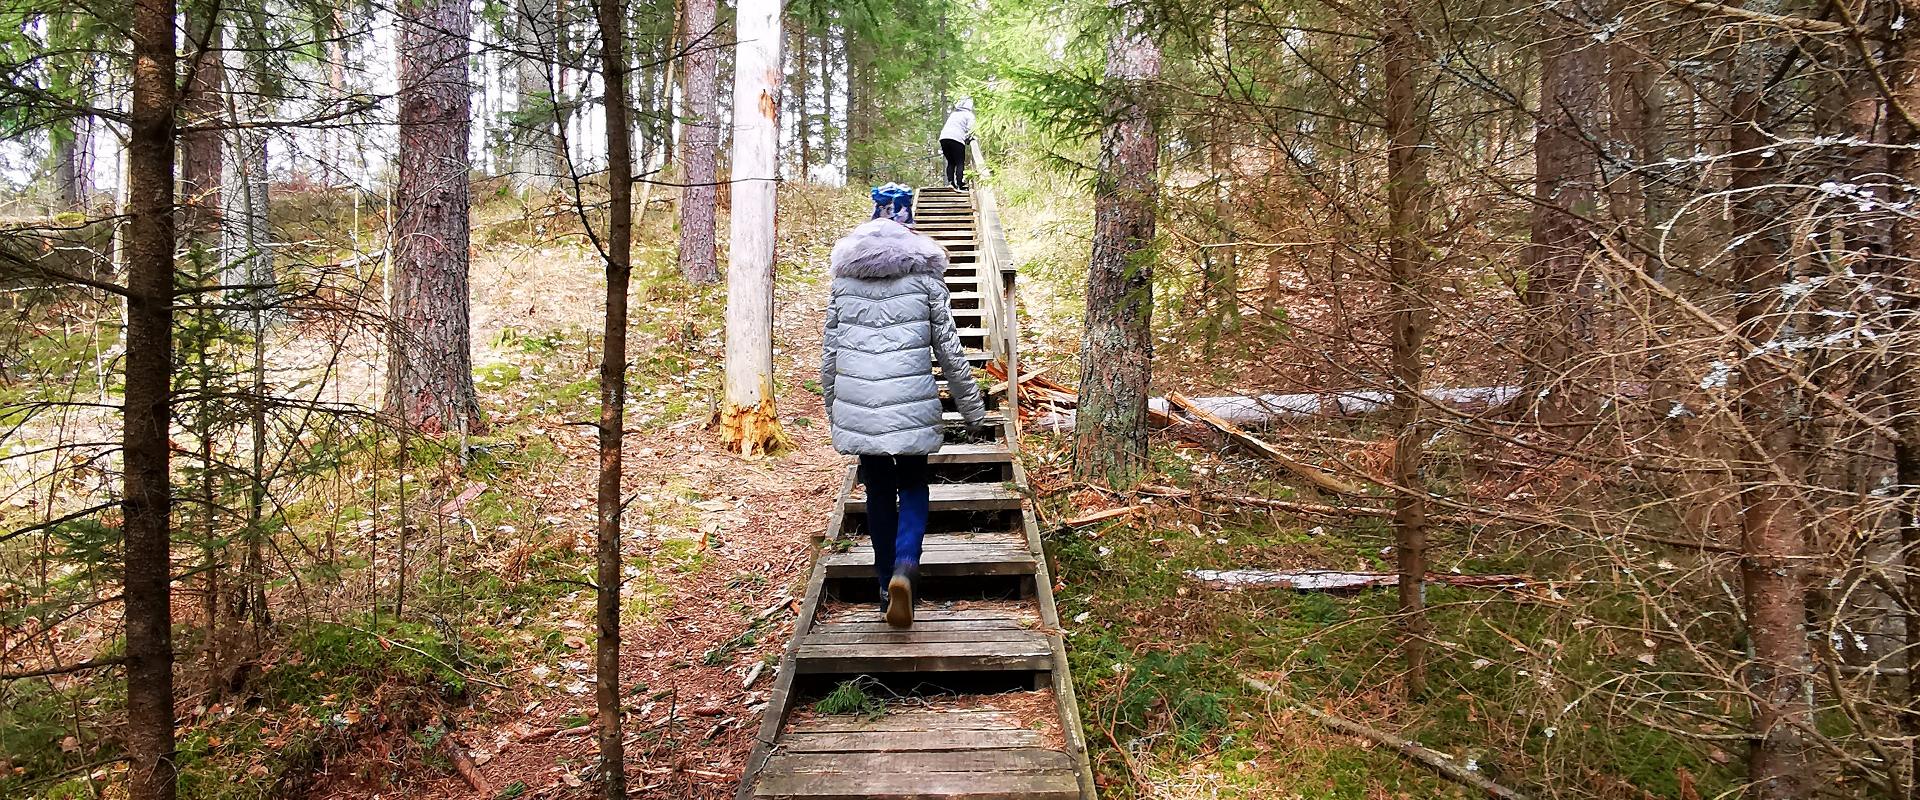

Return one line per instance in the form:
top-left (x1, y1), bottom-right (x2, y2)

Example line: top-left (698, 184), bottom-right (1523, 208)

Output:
top-left (822, 219), bottom-right (987, 455)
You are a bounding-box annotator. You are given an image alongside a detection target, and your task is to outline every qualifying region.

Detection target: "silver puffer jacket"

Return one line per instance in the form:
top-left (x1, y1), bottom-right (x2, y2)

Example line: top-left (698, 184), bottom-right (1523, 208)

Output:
top-left (821, 219), bottom-right (987, 455)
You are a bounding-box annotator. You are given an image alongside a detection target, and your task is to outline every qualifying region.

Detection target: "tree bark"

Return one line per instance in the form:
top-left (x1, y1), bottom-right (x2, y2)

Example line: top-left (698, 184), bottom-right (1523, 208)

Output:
top-left (1072, 0), bottom-right (1160, 488)
top-left (594, 0), bottom-right (632, 794)
top-left (677, 0), bottom-right (721, 284)
top-left (179, 1), bottom-right (222, 252)
top-left (790, 16), bottom-right (811, 182)
top-left (1382, 6), bottom-right (1433, 699)
top-left (388, 0), bottom-right (486, 436)
top-left (515, 0), bottom-right (562, 191)
top-left (1881, 4), bottom-right (1920, 796)
top-left (1521, 2), bottom-right (1605, 423)
top-left (1725, 9), bottom-right (1809, 797)
top-left (722, 0), bottom-right (788, 456)
top-left (126, 1), bottom-right (178, 797)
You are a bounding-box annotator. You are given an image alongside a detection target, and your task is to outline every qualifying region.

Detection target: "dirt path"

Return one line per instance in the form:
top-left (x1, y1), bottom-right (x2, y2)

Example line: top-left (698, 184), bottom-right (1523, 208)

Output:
top-left (305, 197), bottom-right (852, 799)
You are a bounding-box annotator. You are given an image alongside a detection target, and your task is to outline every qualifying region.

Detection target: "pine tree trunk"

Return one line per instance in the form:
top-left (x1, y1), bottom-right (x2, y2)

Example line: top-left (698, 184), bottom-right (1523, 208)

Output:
top-left (1521, 2), bottom-right (1604, 423)
top-left (1072, 0), bottom-right (1159, 488)
top-left (179, 3), bottom-right (222, 252)
top-left (721, 0), bottom-right (788, 456)
top-left (1382, 8), bottom-right (1432, 699)
top-left (677, 0), bottom-right (720, 283)
top-left (791, 17), bottom-right (811, 182)
top-left (126, 1), bottom-right (178, 797)
top-left (1726, 9), bottom-right (1808, 797)
top-left (389, 0), bottom-right (486, 436)
top-left (846, 35), bottom-right (871, 184)
top-left (594, 0), bottom-right (632, 793)
top-left (819, 27), bottom-right (834, 170)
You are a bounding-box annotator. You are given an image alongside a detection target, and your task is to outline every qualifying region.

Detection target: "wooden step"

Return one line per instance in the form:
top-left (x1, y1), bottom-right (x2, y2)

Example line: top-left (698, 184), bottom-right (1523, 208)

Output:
top-left (823, 531), bottom-right (1035, 579)
top-left (794, 607), bottom-right (1052, 674)
top-left (755, 710), bottom-right (1077, 800)
top-left (846, 481), bottom-right (1021, 514)
top-left (928, 442), bottom-right (1014, 464)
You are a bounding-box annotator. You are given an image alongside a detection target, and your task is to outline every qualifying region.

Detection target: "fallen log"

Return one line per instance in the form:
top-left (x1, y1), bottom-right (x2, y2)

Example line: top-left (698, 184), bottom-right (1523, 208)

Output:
top-left (1240, 675), bottom-right (1533, 800)
top-left (1189, 569), bottom-right (1529, 592)
top-left (1167, 392), bottom-right (1363, 496)
top-left (1026, 385), bottom-right (1520, 430)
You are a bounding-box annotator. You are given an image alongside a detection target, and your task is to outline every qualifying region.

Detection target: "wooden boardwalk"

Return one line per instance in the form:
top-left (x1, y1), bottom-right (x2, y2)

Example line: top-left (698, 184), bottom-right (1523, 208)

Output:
top-left (736, 187), bottom-right (1097, 799)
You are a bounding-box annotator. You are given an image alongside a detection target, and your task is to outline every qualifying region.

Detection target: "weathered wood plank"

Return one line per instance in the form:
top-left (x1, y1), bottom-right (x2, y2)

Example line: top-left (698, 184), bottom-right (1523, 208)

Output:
top-left (779, 728), bottom-right (1048, 753)
top-left (845, 482), bottom-right (1021, 514)
top-left (768, 748), bottom-right (1074, 775)
top-left (794, 640), bottom-right (1052, 673)
top-left (785, 709), bottom-right (1024, 733)
top-left (754, 769), bottom-right (1078, 800)
top-left (928, 442), bottom-right (1014, 464)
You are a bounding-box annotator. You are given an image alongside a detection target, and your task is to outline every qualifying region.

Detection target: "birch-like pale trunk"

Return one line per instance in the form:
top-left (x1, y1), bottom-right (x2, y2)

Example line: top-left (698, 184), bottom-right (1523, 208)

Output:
top-left (721, 0), bottom-right (788, 456)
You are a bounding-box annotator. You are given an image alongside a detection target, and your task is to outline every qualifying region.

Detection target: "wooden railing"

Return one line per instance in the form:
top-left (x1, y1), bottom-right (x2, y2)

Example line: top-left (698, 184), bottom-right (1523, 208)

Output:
top-left (968, 138), bottom-right (1023, 447)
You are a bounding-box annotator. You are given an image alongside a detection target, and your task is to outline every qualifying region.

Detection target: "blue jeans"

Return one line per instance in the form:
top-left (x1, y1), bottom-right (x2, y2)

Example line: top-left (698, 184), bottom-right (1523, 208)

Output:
top-left (859, 454), bottom-right (929, 588)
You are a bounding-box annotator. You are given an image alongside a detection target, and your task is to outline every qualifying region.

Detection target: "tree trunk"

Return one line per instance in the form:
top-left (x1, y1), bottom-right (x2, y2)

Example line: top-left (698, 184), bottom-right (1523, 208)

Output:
top-left (388, 0), bottom-right (485, 436)
top-left (222, 28), bottom-right (273, 309)
top-left (721, 0), bottom-right (788, 456)
top-left (1881, 5), bottom-right (1920, 795)
top-left (1726, 10), bottom-right (1809, 797)
top-left (126, 1), bottom-right (178, 797)
top-left (1521, 2), bottom-right (1605, 423)
top-left (594, 0), bottom-right (632, 794)
top-left (790, 16), bottom-right (811, 182)
top-left (52, 118), bottom-right (88, 210)
top-left (179, 2), bottom-right (222, 253)
top-left (1072, 0), bottom-right (1160, 488)
top-left (1382, 6), bottom-right (1433, 700)
top-left (515, 0), bottom-right (561, 191)
top-left (819, 26), bottom-right (835, 171)
top-left (677, 0), bottom-right (721, 284)
top-left (846, 35), bottom-right (871, 185)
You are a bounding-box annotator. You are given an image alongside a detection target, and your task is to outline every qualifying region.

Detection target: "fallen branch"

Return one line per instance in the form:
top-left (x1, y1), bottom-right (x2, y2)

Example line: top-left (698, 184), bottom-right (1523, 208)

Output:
top-left (440, 733), bottom-right (492, 795)
top-left (1190, 569), bottom-right (1529, 592)
top-left (1167, 392), bottom-right (1364, 496)
top-left (0, 656), bottom-right (126, 681)
top-left (1059, 506), bottom-right (1140, 527)
top-left (1240, 675), bottom-right (1533, 800)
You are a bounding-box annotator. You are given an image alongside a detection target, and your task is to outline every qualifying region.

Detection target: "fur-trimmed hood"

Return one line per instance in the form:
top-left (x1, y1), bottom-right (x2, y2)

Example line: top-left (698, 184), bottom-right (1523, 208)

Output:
top-left (830, 219), bottom-right (949, 279)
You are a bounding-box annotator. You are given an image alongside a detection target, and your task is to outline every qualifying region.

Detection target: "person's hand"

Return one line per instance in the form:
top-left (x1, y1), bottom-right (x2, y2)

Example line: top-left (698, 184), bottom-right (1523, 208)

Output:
top-left (965, 418), bottom-right (990, 438)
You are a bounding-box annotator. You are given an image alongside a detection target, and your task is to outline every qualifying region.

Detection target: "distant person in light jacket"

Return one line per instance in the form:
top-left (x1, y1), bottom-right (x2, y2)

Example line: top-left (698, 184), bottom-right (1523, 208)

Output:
top-left (821, 218), bottom-right (988, 627)
top-left (939, 98), bottom-right (975, 191)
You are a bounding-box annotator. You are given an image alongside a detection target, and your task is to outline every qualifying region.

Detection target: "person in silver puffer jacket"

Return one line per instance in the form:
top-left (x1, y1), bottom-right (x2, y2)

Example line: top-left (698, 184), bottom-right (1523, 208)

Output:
top-left (821, 217), bottom-right (987, 626)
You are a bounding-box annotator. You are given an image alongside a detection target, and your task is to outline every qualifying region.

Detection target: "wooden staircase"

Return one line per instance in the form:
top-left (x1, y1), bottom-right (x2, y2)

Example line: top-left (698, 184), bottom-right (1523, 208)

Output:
top-left (736, 187), bottom-right (1096, 799)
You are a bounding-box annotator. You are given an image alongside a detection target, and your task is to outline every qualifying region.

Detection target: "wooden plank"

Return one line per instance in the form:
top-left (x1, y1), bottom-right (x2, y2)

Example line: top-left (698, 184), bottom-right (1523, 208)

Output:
top-left (793, 640), bottom-right (1052, 673)
top-left (803, 628), bottom-right (1041, 645)
top-left (767, 748), bottom-right (1074, 775)
top-left (845, 482), bottom-right (1021, 514)
top-left (754, 769), bottom-right (1078, 799)
top-left (785, 709), bottom-right (1024, 733)
top-left (929, 442), bottom-right (1014, 464)
top-left (780, 728), bottom-right (1048, 753)
top-left (817, 607), bottom-right (1039, 626)
top-left (804, 619), bottom-right (1034, 635)
top-left (823, 547), bottom-right (1036, 579)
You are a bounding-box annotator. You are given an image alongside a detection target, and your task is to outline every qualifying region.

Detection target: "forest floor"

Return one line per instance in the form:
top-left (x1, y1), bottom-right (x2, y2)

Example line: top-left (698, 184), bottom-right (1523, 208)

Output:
top-left (289, 187), bottom-right (861, 799)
